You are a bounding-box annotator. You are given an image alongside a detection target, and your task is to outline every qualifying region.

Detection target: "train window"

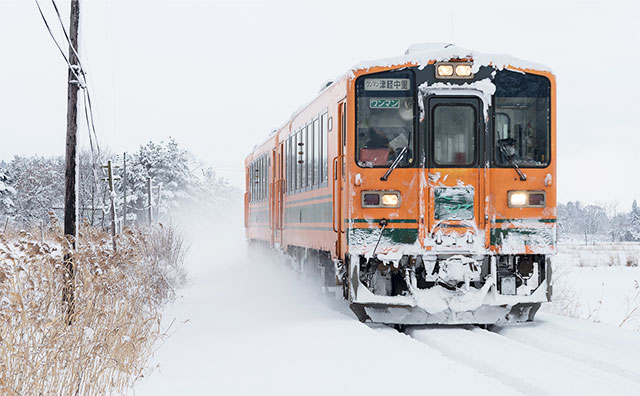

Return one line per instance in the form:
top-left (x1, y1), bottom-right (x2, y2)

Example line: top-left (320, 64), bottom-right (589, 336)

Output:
top-left (296, 130), bottom-right (302, 192)
top-left (494, 71), bottom-right (550, 168)
top-left (308, 122), bottom-right (314, 187)
top-left (266, 156), bottom-right (270, 200)
top-left (321, 112), bottom-right (328, 182)
top-left (433, 104), bottom-right (476, 166)
top-left (258, 158), bottom-right (263, 201)
top-left (355, 71), bottom-right (415, 168)
top-left (303, 126), bottom-right (308, 188)
top-left (313, 118), bottom-right (320, 185)
top-left (287, 138), bottom-right (292, 194)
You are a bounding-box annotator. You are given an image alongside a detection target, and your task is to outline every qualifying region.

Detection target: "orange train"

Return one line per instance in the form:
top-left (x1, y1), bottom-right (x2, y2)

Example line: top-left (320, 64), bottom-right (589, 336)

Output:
top-left (245, 43), bottom-right (556, 325)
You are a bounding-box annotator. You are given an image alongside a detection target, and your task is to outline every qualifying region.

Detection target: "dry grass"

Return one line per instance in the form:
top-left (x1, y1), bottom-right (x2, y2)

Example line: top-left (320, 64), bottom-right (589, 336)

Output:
top-left (0, 223), bottom-right (186, 395)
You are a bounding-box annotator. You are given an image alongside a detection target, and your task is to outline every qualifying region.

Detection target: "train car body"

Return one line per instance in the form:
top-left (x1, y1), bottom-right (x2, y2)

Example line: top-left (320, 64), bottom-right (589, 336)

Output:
top-left (245, 43), bottom-right (556, 325)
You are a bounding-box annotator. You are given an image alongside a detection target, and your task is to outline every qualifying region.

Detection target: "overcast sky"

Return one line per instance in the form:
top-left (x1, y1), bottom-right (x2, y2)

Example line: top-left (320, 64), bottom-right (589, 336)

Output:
top-left (1, 0), bottom-right (639, 209)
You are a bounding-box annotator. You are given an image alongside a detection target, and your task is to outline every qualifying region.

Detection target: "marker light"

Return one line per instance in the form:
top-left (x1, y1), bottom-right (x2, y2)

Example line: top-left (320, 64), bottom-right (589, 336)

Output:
top-left (363, 193), bottom-right (380, 206)
top-left (437, 64), bottom-right (454, 77)
top-left (381, 193), bottom-right (399, 206)
top-left (509, 192), bottom-right (528, 207)
top-left (455, 64), bottom-right (473, 77)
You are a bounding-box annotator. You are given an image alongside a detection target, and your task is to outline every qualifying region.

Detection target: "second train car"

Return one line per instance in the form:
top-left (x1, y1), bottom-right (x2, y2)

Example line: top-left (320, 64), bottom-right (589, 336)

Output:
top-left (245, 43), bottom-right (556, 325)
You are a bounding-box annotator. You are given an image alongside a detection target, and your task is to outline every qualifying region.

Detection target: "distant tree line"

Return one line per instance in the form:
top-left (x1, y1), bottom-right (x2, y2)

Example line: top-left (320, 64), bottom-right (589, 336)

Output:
top-left (558, 200), bottom-right (640, 243)
top-left (0, 138), bottom-right (239, 229)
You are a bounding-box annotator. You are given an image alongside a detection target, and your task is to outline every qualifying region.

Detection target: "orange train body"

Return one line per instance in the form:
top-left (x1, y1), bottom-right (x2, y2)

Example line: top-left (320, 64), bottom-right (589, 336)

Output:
top-left (245, 44), bottom-right (556, 325)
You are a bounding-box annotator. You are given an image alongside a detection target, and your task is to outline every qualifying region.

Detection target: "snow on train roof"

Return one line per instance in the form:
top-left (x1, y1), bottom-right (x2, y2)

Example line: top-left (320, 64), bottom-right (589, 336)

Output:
top-left (352, 42), bottom-right (552, 74)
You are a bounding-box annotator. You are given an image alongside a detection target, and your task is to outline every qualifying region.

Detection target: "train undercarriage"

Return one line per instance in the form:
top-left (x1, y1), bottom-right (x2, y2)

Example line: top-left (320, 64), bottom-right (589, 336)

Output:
top-left (344, 252), bottom-right (552, 325)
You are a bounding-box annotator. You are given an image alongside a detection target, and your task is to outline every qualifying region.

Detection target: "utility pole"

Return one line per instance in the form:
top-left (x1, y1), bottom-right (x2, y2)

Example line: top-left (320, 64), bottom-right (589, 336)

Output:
top-left (147, 177), bottom-right (153, 225)
top-left (122, 152), bottom-right (127, 228)
top-left (155, 183), bottom-right (162, 223)
top-left (63, 0), bottom-right (81, 320)
top-left (102, 160), bottom-right (119, 251)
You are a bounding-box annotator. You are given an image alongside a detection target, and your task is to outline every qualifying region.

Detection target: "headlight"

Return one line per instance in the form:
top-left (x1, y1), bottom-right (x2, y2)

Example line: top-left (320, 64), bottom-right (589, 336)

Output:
top-left (381, 194), bottom-right (399, 206)
top-left (508, 191), bottom-right (546, 208)
top-left (509, 192), bottom-right (528, 207)
top-left (362, 191), bottom-right (400, 208)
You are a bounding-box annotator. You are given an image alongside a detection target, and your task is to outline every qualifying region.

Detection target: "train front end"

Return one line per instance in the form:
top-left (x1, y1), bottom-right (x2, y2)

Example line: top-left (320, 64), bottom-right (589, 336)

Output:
top-left (343, 45), bottom-right (556, 325)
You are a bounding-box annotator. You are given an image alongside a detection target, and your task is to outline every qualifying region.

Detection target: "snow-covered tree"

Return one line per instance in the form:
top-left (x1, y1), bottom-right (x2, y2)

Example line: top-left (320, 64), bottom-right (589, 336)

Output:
top-left (125, 138), bottom-right (198, 223)
top-left (7, 156), bottom-right (64, 227)
top-left (0, 164), bottom-right (16, 218)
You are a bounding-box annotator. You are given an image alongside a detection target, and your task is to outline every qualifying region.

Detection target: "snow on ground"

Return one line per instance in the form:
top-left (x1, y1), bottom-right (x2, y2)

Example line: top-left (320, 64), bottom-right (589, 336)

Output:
top-left (131, 209), bottom-right (526, 396)
top-left (131, 210), bottom-right (640, 395)
top-left (549, 243), bottom-right (640, 330)
top-left (408, 316), bottom-right (640, 396)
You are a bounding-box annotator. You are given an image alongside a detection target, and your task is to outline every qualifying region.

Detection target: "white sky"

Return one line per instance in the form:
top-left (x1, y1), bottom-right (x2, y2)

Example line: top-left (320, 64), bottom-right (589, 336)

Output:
top-left (1, 0), bottom-right (639, 209)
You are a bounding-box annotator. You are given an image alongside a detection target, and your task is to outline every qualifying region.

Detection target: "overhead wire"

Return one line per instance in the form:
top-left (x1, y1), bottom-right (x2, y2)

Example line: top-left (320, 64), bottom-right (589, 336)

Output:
top-left (33, 0), bottom-right (84, 86)
top-left (48, 0), bottom-right (101, 156)
top-left (35, 0), bottom-right (106, 209)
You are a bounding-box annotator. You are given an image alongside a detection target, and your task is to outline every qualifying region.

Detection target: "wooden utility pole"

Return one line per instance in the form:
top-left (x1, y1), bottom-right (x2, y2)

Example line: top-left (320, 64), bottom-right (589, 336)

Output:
top-left (147, 177), bottom-right (153, 225)
top-left (64, 0), bottom-right (80, 246)
top-left (63, 0), bottom-right (81, 319)
top-left (103, 160), bottom-right (118, 251)
top-left (155, 183), bottom-right (162, 222)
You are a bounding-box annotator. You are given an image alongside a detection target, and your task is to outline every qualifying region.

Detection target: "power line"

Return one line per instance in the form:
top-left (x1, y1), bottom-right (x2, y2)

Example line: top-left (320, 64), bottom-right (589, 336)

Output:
top-left (49, 0), bottom-right (84, 72)
top-left (35, 0), bottom-right (102, 182)
top-left (48, 0), bottom-right (100, 155)
top-left (33, 0), bottom-right (84, 86)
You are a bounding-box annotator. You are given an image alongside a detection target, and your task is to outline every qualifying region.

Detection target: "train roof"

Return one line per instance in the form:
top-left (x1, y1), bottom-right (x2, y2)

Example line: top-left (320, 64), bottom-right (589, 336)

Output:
top-left (351, 42), bottom-right (553, 75)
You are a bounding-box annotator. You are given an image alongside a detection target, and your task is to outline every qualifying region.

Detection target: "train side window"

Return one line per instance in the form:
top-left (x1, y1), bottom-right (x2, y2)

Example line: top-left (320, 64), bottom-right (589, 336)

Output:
top-left (286, 138), bottom-right (291, 194)
top-left (313, 117), bottom-right (320, 186)
top-left (321, 112), bottom-right (328, 182)
top-left (258, 158), bottom-right (262, 201)
top-left (302, 127), bottom-right (307, 189)
top-left (265, 156), bottom-right (268, 200)
top-left (308, 121), bottom-right (315, 187)
top-left (253, 161), bottom-right (257, 201)
top-left (296, 130), bottom-right (302, 192)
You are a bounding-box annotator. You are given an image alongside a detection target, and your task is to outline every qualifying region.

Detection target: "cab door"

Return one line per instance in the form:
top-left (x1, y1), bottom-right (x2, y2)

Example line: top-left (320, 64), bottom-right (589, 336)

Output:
top-left (422, 95), bottom-right (485, 245)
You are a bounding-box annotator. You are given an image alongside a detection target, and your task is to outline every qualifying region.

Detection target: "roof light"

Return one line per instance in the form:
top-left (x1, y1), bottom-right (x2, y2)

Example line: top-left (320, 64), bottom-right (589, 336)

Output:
top-left (436, 64), bottom-right (454, 77)
top-left (455, 64), bottom-right (473, 77)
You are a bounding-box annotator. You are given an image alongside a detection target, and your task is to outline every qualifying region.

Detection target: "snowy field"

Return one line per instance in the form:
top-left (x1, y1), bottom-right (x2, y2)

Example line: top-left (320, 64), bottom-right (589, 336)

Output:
top-left (131, 213), bottom-right (640, 396)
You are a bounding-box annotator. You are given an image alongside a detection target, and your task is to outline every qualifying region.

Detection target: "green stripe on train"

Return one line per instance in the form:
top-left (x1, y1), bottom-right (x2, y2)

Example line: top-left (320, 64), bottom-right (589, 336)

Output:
top-left (490, 227), bottom-right (556, 246)
top-left (347, 228), bottom-right (419, 244)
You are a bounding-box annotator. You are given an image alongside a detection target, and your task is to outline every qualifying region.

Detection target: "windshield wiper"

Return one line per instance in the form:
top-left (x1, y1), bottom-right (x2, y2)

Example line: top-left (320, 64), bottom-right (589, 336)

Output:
top-left (380, 146), bottom-right (408, 181)
top-left (500, 145), bottom-right (527, 181)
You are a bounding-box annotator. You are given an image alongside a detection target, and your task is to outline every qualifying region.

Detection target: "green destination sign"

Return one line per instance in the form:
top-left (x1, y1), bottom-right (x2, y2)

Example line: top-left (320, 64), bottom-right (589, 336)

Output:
top-left (370, 99), bottom-right (400, 109)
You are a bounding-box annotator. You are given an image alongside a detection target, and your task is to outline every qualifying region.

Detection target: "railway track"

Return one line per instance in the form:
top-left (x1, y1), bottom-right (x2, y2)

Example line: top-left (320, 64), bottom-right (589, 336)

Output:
top-left (376, 313), bottom-right (640, 396)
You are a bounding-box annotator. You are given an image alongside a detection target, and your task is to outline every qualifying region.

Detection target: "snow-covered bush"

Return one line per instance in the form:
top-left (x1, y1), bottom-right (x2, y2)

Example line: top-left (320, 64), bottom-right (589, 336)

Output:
top-left (0, 224), bottom-right (186, 395)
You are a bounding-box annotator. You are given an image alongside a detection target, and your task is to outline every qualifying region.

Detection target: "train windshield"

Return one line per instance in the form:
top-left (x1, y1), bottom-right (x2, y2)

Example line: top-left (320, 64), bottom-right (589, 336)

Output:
top-left (494, 71), bottom-right (551, 168)
top-left (355, 72), bottom-right (415, 168)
